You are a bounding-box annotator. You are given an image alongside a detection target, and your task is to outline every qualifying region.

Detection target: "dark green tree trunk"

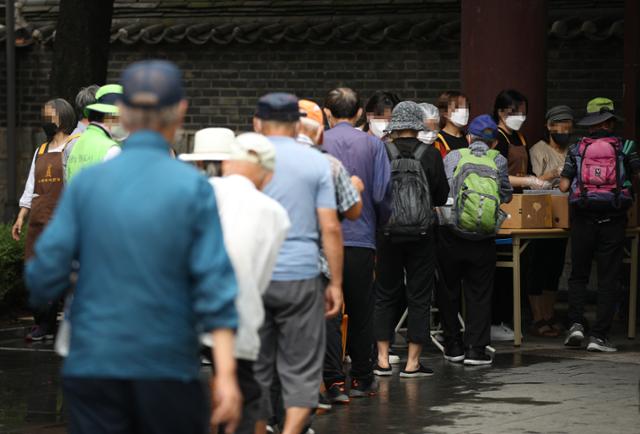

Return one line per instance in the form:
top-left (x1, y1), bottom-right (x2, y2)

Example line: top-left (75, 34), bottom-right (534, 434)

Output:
top-left (50, 0), bottom-right (115, 104)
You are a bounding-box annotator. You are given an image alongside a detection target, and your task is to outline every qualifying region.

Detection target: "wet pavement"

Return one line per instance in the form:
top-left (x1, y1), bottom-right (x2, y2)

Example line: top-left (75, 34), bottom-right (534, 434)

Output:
top-left (1, 325), bottom-right (639, 434)
top-left (314, 343), bottom-right (640, 434)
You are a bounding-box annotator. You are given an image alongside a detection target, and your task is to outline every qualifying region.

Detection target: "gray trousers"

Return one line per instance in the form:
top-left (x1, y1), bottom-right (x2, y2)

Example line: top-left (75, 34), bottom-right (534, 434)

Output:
top-left (254, 277), bottom-right (326, 419)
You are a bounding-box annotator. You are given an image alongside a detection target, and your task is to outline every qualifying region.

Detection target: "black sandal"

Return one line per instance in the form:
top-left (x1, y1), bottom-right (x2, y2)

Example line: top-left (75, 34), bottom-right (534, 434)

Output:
top-left (529, 320), bottom-right (559, 337)
top-left (546, 318), bottom-right (564, 333)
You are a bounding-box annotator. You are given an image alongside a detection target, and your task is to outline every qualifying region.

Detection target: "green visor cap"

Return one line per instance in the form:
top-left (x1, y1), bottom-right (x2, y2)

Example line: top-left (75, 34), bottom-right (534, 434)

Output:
top-left (85, 84), bottom-right (123, 115)
top-left (577, 97), bottom-right (623, 126)
top-left (586, 97), bottom-right (614, 114)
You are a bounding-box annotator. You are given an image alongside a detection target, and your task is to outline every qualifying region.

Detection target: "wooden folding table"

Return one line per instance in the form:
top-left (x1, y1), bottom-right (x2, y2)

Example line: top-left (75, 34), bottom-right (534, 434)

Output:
top-left (495, 227), bottom-right (639, 346)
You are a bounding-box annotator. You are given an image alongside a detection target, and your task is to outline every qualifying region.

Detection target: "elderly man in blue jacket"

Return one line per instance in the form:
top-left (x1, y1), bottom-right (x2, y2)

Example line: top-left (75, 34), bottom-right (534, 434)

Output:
top-left (25, 60), bottom-right (241, 434)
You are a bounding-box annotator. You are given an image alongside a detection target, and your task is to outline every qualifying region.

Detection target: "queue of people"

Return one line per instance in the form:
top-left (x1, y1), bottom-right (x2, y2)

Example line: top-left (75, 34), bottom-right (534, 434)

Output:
top-left (11, 58), bottom-right (639, 434)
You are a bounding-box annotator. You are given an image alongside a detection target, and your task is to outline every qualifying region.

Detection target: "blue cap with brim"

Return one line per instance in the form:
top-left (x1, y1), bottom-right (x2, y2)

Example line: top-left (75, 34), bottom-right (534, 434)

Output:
top-left (120, 60), bottom-right (185, 108)
top-left (255, 93), bottom-right (306, 122)
top-left (468, 114), bottom-right (498, 140)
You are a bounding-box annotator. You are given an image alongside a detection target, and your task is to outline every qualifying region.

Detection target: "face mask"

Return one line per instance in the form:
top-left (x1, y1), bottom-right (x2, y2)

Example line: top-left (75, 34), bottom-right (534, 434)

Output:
top-left (505, 115), bottom-right (526, 131)
top-left (418, 130), bottom-right (438, 145)
top-left (450, 108), bottom-right (469, 127)
top-left (42, 122), bottom-right (58, 141)
top-left (110, 124), bottom-right (129, 142)
top-left (551, 132), bottom-right (571, 148)
top-left (369, 119), bottom-right (388, 138)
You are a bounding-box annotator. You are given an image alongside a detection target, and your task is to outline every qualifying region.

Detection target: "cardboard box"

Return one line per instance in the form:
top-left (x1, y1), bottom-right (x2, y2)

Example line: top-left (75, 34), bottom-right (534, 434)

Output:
top-left (500, 194), bottom-right (553, 229)
top-left (551, 194), bottom-right (570, 229)
top-left (522, 190), bottom-right (567, 228)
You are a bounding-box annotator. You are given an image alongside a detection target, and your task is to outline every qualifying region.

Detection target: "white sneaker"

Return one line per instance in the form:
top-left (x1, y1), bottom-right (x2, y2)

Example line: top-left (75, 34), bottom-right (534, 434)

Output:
top-left (564, 323), bottom-right (585, 347)
top-left (345, 355), bottom-right (352, 364)
top-left (586, 336), bottom-right (617, 352)
top-left (491, 323), bottom-right (515, 341)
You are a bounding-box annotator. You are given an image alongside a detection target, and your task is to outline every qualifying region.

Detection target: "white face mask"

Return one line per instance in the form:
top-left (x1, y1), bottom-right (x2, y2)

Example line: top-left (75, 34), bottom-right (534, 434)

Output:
top-left (450, 108), bottom-right (469, 127)
top-left (505, 115), bottom-right (526, 131)
top-left (368, 119), bottom-right (388, 138)
top-left (110, 124), bottom-right (129, 142)
top-left (418, 130), bottom-right (438, 145)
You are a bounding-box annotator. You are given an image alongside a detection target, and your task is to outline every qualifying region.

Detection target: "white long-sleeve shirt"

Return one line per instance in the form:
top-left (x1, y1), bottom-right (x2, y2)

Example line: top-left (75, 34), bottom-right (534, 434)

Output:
top-left (19, 142), bottom-right (67, 209)
top-left (20, 124), bottom-right (121, 207)
top-left (203, 175), bottom-right (290, 361)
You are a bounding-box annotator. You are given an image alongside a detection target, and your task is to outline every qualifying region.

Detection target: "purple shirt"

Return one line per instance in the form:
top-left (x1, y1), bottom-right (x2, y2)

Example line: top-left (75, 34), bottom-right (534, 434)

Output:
top-left (323, 122), bottom-right (391, 250)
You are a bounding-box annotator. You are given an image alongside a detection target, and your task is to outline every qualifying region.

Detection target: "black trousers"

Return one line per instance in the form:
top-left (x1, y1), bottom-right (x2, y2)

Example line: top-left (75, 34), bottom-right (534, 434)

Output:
top-left (527, 239), bottom-right (568, 295)
top-left (437, 228), bottom-right (496, 349)
top-left (374, 236), bottom-right (434, 345)
top-left (338, 247), bottom-right (376, 383)
top-left (63, 377), bottom-right (208, 434)
top-left (568, 213), bottom-right (626, 339)
top-left (323, 311), bottom-right (344, 387)
top-left (34, 299), bottom-right (59, 332)
top-left (212, 360), bottom-right (260, 434)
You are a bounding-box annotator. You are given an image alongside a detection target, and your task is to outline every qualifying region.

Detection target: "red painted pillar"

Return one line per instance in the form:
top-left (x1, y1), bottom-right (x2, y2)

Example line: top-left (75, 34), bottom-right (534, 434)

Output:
top-left (461, 0), bottom-right (547, 144)
top-left (623, 0), bottom-right (639, 140)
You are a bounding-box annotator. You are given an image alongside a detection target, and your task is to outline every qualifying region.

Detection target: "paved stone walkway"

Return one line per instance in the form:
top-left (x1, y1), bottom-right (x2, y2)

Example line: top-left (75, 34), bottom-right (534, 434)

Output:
top-left (1, 325), bottom-right (639, 434)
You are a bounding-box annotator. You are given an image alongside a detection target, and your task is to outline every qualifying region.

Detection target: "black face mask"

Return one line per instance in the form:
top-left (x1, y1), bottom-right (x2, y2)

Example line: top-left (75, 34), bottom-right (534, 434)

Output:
top-left (551, 132), bottom-right (571, 148)
top-left (42, 122), bottom-right (58, 141)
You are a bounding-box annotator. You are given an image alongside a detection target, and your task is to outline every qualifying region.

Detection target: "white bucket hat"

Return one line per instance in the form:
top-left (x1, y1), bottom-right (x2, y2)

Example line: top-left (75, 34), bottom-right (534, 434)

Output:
top-left (179, 128), bottom-right (235, 161)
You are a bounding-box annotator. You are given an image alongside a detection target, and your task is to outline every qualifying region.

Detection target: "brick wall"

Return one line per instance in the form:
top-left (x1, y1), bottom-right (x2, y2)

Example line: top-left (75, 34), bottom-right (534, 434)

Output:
top-left (106, 41), bottom-right (461, 132)
top-left (0, 35), bottom-right (625, 218)
top-left (6, 36), bottom-right (625, 131)
top-left (548, 37), bottom-right (624, 122)
top-left (5, 37), bottom-right (625, 132)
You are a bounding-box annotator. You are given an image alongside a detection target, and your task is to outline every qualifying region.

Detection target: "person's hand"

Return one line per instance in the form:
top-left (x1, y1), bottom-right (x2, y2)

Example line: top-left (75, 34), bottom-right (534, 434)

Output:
top-left (350, 176), bottom-right (365, 194)
top-left (555, 166), bottom-right (563, 177)
top-left (324, 282), bottom-right (343, 318)
top-left (526, 176), bottom-right (550, 190)
top-left (11, 217), bottom-right (24, 241)
top-left (211, 374), bottom-right (242, 434)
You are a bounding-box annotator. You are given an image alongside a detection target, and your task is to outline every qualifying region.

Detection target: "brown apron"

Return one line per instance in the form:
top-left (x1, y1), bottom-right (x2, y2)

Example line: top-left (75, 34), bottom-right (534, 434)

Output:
top-left (24, 137), bottom-right (74, 259)
top-left (499, 128), bottom-right (529, 177)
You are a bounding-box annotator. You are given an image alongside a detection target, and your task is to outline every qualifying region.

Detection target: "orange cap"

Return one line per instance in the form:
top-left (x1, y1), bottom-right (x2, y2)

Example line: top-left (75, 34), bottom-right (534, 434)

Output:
top-left (299, 99), bottom-right (324, 126)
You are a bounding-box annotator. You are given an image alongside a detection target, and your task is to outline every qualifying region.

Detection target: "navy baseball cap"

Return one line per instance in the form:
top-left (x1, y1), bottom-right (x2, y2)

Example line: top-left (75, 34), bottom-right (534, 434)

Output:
top-left (120, 60), bottom-right (185, 108)
top-left (255, 93), bottom-right (306, 122)
top-left (468, 114), bottom-right (498, 141)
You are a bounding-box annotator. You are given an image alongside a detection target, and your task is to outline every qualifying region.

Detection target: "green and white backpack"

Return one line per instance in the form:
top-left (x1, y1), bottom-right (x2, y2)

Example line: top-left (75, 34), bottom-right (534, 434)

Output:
top-left (451, 148), bottom-right (502, 237)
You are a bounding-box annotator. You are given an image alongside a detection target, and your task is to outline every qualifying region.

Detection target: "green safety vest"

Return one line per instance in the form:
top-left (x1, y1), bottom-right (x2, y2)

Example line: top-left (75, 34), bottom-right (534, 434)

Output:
top-left (66, 124), bottom-right (119, 183)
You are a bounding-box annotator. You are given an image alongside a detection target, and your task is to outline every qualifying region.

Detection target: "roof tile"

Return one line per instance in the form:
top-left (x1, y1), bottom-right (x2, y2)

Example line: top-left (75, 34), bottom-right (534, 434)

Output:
top-left (7, 12), bottom-right (624, 46)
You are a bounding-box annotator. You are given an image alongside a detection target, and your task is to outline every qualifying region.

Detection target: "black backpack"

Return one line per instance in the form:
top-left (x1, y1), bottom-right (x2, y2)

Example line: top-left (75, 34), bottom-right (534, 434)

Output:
top-left (381, 141), bottom-right (433, 237)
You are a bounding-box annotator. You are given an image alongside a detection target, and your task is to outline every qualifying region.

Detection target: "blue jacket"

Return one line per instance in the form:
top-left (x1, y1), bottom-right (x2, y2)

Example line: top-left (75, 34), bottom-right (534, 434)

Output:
top-left (26, 130), bottom-right (238, 381)
top-left (323, 122), bottom-right (392, 250)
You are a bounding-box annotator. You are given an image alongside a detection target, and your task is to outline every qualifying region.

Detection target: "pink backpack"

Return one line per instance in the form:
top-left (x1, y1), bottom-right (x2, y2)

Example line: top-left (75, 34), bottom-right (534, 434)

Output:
top-left (570, 136), bottom-right (632, 209)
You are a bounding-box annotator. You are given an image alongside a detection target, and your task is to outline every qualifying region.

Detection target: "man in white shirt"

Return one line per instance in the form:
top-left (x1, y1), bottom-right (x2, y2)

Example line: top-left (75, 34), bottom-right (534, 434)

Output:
top-left (180, 129), bottom-right (290, 434)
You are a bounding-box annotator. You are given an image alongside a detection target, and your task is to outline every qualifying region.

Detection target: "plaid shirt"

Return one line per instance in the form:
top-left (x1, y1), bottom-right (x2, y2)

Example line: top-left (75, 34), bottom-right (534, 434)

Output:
top-left (327, 154), bottom-right (360, 214)
top-left (298, 134), bottom-right (360, 278)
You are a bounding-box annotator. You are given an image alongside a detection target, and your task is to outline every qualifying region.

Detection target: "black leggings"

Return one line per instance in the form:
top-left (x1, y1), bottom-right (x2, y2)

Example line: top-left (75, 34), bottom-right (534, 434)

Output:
top-left (527, 239), bottom-right (568, 295)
